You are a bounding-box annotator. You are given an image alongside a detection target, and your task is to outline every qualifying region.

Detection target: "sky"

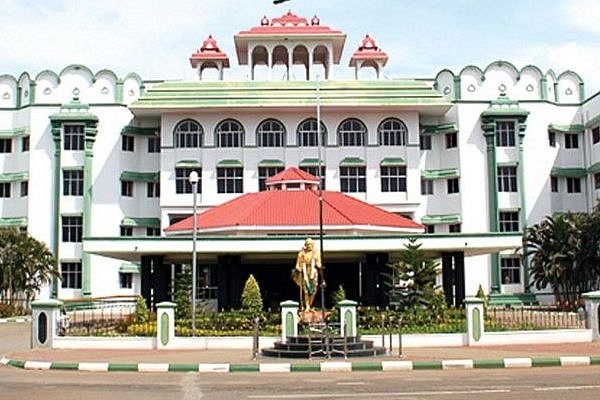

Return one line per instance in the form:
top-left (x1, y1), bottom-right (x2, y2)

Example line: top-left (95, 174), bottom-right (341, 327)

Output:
top-left (2, 0), bottom-right (600, 96)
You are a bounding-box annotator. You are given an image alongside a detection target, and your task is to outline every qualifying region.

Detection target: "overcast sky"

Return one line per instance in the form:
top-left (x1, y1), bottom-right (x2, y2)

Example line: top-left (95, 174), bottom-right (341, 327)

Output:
top-left (3, 0), bottom-right (600, 96)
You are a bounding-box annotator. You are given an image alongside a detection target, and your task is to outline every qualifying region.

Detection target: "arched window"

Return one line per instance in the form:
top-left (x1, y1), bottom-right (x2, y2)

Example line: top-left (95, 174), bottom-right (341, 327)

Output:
top-left (257, 119), bottom-right (286, 147)
top-left (378, 118), bottom-right (407, 146)
top-left (174, 119), bottom-right (202, 148)
top-left (215, 119), bottom-right (244, 147)
top-left (296, 118), bottom-right (327, 147)
top-left (337, 118), bottom-right (366, 146)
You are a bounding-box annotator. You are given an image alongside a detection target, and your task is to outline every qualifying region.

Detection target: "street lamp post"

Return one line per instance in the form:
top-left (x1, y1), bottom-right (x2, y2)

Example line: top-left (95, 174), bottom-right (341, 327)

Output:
top-left (188, 170), bottom-right (199, 337)
top-left (316, 77), bottom-right (326, 320)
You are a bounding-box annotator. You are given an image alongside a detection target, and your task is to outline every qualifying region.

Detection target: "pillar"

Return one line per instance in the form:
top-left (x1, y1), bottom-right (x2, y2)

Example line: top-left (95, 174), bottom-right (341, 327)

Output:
top-left (31, 299), bottom-right (63, 348)
top-left (156, 302), bottom-right (176, 349)
top-left (338, 299), bottom-right (357, 337)
top-left (464, 297), bottom-right (485, 346)
top-left (583, 291), bottom-right (600, 341)
top-left (280, 300), bottom-right (299, 342)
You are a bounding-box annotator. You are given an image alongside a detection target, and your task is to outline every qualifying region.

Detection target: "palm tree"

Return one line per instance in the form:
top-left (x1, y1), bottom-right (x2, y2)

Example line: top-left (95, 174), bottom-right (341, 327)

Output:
top-left (524, 212), bottom-right (600, 308)
top-left (0, 227), bottom-right (58, 309)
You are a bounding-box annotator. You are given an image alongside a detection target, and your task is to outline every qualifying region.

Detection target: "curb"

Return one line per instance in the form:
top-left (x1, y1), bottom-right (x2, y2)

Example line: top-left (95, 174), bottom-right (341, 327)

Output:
top-left (2, 356), bottom-right (600, 373)
top-left (0, 317), bottom-right (31, 324)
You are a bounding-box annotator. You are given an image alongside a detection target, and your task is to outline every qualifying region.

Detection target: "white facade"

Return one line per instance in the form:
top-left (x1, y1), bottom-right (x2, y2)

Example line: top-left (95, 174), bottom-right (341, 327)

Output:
top-left (1, 14), bottom-right (599, 306)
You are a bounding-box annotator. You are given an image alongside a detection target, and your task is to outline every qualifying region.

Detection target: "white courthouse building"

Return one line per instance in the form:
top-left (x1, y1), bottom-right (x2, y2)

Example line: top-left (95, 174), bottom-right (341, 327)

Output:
top-left (0, 11), bottom-right (598, 309)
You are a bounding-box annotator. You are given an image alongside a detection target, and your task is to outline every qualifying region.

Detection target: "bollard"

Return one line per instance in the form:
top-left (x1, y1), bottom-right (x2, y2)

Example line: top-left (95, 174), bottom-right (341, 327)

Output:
top-left (252, 316), bottom-right (260, 360)
top-left (464, 297), bottom-right (485, 346)
top-left (156, 302), bottom-right (176, 349)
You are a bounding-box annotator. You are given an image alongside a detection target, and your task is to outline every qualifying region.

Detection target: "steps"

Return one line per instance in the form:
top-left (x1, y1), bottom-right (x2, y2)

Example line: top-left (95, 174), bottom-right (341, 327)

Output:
top-left (261, 335), bottom-right (386, 358)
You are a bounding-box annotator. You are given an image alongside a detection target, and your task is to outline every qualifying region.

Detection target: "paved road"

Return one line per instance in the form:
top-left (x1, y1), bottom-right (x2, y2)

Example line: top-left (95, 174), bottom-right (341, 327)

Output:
top-left (3, 364), bottom-right (600, 399)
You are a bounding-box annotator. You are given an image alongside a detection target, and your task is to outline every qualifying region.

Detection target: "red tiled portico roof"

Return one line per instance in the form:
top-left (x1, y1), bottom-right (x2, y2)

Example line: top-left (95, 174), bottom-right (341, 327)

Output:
top-left (165, 172), bottom-right (423, 235)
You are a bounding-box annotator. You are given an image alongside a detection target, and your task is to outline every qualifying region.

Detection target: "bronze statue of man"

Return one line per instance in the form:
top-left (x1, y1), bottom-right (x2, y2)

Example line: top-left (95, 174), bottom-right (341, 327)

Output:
top-left (292, 238), bottom-right (322, 312)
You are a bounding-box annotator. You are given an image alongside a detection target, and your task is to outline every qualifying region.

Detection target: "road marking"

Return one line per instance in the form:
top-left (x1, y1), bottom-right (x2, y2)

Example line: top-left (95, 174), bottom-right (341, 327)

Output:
top-left (248, 388), bottom-right (511, 398)
top-left (534, 384), bottom-right (600, 391)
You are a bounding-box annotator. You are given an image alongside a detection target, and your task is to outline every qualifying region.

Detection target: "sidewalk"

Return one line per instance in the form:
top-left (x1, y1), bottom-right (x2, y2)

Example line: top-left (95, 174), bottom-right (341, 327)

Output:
top-left (4, 342), bottom-right (600, 373)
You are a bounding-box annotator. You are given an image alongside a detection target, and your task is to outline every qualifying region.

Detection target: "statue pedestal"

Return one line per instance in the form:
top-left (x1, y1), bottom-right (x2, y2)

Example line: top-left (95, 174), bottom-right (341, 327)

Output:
top-left (299, 309), bottom-right (330, 324)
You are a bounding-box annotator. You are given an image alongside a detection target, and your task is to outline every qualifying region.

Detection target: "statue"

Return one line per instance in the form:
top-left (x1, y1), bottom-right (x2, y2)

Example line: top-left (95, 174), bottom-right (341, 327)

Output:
top-left (292, 238), bottom-right (322, 312)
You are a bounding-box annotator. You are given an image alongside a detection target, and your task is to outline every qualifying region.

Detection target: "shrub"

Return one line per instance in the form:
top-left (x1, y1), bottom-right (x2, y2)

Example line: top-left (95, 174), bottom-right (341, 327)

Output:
top-left (241, 274), bottom-right (263, 316)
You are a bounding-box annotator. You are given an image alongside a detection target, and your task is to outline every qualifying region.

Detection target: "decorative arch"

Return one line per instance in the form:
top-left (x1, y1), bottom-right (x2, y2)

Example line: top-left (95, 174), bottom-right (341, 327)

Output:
top-left (296, 118), bottom-right (327, 147)
top-left (215, 118), bottom-right (245, 148)
top-left (256, 118), bottom-right (286, 147)
top-left (377, 117), bottom-right (407, 146)
top-left (337, 118), bottom-right (367, 146)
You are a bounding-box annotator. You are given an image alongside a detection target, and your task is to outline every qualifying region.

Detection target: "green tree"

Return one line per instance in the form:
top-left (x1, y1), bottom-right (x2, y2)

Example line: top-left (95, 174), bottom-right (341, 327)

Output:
top-left (524, 211), bottom-right (600, 308)
top-left (173, 265), bottom-right (192, 320)
top-left (331, 284), bottom-right (346, 305)
top-left (0, 227), bottom-right (58, 309)
top-left (385, 238), bottom-right (439, 308)
top-left (241, 274), bottom-right (263, 315)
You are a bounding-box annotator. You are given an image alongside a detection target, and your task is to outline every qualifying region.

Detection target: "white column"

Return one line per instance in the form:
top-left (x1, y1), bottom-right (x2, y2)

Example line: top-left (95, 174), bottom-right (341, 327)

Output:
top-left (280, 300), bottom-right (299, 342)
top-left (338, 299), bottom-right (357, 337)
top-left (464, 297), bottom-right (485, 346)
top-left (156, 301), bottom-right (176, 349)
top-left (583, 291), bottom-right (600, 341)
top-left (31, 299), bottom-right (63, 348)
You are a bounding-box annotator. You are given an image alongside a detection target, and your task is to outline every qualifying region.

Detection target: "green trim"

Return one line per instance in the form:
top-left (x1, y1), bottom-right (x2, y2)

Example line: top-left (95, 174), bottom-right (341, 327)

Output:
top-left (550, 167), bottom-right (587, 178)
top-left (380, 157), bottom-right (406, 166)
top-left (421, 214), bottom-right (462, 225)
top-left (421, 168), bottom-right (460, 179)
top-left (0, 172), bottom-right (29, 182)
top-left (547, 124), bottom-right (584, 134)
top-left (0, 217), bottom-right (28, 227)
top-left (299, 158), bottom-right (324, 167)
top-left (339, 157), bottom-right (365, 166)
top-left (217, 159), bottom-right (242, 167)
top-left (420, 123), bottom-right (458, 135)
top-left (120, 171), bottom-right (159, 182)
top-left (0, 127), bottom-right (29, 137)
top-left (120, 125), bottom-right (158, 136)
top-left (589, 162), bottom-right (600, 174)
top-left (585, 114), bottom-right (600, 129)
top-left (121, 217), bottom-right (160, 228)
top-left (119, 263), bottom-right (141, 274)
top-left (130, 80), bottom-right (452, 110)
top-left (49, 98), bottom-right (99, 122)
top-left (175, 160), bottom-right (202, 168)
top-left (258, 159), bottom-right (284, 167)
top-left (481, 94), bottom-right (529, 120)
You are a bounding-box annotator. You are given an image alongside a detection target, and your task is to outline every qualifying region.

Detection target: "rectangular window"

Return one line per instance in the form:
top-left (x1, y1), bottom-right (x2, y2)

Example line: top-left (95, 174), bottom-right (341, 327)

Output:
top-left (175, 168), bottom-right (202, 194)
top-left (593, 127), bottom-right (600, 145)
top-left (501, 257), bottom-right (521, 284)
top-left (340, 166), bottom-right (366, 193)
top-left (595, 174), bottom-right (600, 190)
top-left (497, 166), bottom-right (518, 192)
top-left (0, 182), bottom-right (10, 198)
top-left (445, 132), bottom-right (457, 149)
top-left (425, 225), bottom-right (435, 234)
top-left (548, 131), bottom-right (556, 147)
top-left (217, 167), bottom-right (243, 194)
top-left (21, 136), bottom-right (30, 152)
top-left (0, 138), bottom-right (12, 153)
top-left (121, 181), bottom-right (133, 197)
top-left (61, 262), bottom-right (82, 289)
top-left (147, 137), bottom-right (160, 153)
top-left (499, 211), bottom-right (520, 232)
top-left (380, 166), bottom-right (407, 192)
top-left (447, 178), bottom-right (460, 194)
top-left (421, 179), bottom-right (433, 195)
top-left (566, 177), bottom-right (581, 193)
top-left (120, 226), bottom-right (133, 237)
top-left (496, 121), bottom-right (516, 147)
top-left (122, 135), bottom-right (134, 152)
top-left (64, 124), bottom-right (84, 151)
top-left (119, 273), bottom-right (133, 289)
top-left (63, 170), bottom-right (84, 196)
top-left (147, 182), bottom-right (160, 198)
top-left (61, 216), bottom-right (82, 242)
top-left (300, 166), bottom-right (326, 190)
top-left (551, 176), bottom-right (559, 192)
top-left (419, 134), bottom-right (432, 150)
top-left (565, 133), bottom-right (579, 149)
top-left (20, 181), bottom-right (28, 197)
top-left (449, 224), bottom-right (461, 233)
top-left (146, 227), bottom-right (161, 236)
top-left (258, 166), bottom-right (284, 191)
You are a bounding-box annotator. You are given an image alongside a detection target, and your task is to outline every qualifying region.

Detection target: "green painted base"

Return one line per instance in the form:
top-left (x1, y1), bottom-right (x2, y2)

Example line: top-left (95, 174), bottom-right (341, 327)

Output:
top-left (488, 292), bottom-right (537, 307)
